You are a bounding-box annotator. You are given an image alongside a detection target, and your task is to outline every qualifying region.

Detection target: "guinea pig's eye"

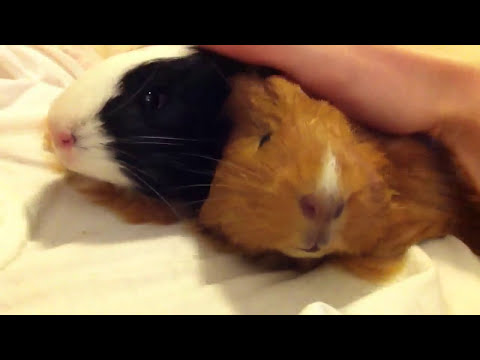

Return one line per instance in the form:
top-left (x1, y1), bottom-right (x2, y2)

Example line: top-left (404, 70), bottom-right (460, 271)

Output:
top-left (259, 133), bottom-right (272, 148)
top-left (142, 90), bottom-right (168, 110)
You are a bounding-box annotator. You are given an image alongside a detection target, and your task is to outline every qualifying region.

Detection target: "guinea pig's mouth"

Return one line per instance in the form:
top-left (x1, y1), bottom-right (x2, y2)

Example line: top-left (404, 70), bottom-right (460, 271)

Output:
top-left (298, 229), bottom-right (331, 254)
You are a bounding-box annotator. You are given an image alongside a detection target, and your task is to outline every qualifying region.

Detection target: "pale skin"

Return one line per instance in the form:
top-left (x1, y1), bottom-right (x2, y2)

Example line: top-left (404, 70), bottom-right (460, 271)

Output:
top-left (199, 45), bottom-right (480, 194)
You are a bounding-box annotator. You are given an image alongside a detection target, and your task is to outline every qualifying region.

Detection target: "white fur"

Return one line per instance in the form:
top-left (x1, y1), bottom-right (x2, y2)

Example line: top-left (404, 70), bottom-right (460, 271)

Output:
top-left (47, 45), bottom-right (194, 187)
top-left (317, 146), bottom-right (339, 195)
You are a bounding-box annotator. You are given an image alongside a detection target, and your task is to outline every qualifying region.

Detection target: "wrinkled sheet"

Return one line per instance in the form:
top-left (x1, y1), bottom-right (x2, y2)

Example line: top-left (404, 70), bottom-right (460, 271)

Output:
top-left (1, 45), bottom-right (479, 315)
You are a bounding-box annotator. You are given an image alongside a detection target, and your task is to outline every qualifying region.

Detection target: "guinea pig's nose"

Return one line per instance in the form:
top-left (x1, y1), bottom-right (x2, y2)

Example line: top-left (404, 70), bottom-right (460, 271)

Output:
top-left (54, 132), bottom-right (76, 149)
top-left (299, 193), bottom-right (344, 222)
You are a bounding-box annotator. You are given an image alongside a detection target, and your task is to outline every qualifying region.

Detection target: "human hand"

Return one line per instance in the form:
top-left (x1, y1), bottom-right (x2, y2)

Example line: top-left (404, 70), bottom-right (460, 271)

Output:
top-left (199, 45), bottom-right (480, 136)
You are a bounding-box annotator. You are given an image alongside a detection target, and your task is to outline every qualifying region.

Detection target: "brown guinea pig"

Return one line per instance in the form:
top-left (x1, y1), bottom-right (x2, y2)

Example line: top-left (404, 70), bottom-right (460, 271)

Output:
top-left (197, 74), bottom-right (480, 276)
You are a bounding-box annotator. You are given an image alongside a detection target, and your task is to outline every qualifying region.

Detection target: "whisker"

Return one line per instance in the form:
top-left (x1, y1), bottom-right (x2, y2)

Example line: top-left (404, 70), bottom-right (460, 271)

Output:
top-left (166, 160), bottom-right (216, 176)
top-left (214, 182), bottom-right (268, 193)
top-left (117, 159), bottom-right (158, 184)
top-left (183, 194), bottom-right (276, 208)
top-left (108, 148), bottom-right (138, 160)
top-left (180, 153), bottom-right (262, 181)
top-left (169, 182), bottom-right (268, 193)
top-left (126, 136), bottom-right (217, 143)
top-left (169, 184), bottom-right (213, 190)
top-left (92, 145), bottom-right (216, 177)
top-left (183, 196), bottom-right (231, 207)
top-left (113, 140), bottom-right (184, 146)
top-left (102, 143), bottom-right (138, 158)
top-left (121, 166), bottom-right (181, 220)
top-left (74, 145), bottom-right (140, 162)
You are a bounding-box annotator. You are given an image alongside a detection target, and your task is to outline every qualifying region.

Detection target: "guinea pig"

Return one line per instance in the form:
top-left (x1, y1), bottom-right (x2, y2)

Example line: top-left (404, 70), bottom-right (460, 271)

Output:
top-left (45, 45), bottom-right (277, 219)
top-left (197, 74), bottom-right (480, 277)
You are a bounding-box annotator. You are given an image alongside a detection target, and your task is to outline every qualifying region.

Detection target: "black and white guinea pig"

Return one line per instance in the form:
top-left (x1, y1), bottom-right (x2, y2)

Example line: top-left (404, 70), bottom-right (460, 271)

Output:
top-left (46, 45), bottom-right (275, 216)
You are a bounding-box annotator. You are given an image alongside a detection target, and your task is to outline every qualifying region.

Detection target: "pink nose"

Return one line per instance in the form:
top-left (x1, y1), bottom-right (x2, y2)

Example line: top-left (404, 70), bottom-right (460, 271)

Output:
top-left (299, 193), bottom-right (344, 222)
top-left (55, 132), bottom-right (76, 149)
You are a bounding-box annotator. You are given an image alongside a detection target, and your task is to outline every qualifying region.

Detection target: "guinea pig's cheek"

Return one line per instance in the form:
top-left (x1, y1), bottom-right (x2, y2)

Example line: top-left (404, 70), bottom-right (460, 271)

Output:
top-left (68, 149), bottom-right (132, 188)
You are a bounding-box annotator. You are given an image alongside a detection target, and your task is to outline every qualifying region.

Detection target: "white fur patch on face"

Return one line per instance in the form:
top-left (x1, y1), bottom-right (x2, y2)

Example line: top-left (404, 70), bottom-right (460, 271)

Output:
top-left (67, 116), bottom-right (132, 187)
top-left (317, 146), bottom-right (339, 195)
top-left (47, 45), bottom-right (194, 187)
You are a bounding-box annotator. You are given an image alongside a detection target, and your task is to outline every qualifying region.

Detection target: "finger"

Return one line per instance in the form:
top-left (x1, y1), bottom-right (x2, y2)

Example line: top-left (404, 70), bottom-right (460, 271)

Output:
top-left (197, 45), bottom-right (287, 68)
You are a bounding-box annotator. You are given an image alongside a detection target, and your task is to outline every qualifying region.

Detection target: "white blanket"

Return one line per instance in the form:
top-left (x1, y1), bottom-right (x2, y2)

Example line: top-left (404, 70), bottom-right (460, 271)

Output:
top-left (1, 45), bottom-right (479, 315)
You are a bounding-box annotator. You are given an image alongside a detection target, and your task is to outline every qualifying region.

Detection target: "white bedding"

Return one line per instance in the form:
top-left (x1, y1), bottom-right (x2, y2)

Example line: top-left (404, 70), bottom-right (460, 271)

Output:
top-left (1, 45), bottom-right (479, 315)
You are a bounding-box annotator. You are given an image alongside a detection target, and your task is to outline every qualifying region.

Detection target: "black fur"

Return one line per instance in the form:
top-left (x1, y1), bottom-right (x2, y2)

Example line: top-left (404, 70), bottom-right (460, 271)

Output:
top-left (98, 48), bottom-right (276, 214)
